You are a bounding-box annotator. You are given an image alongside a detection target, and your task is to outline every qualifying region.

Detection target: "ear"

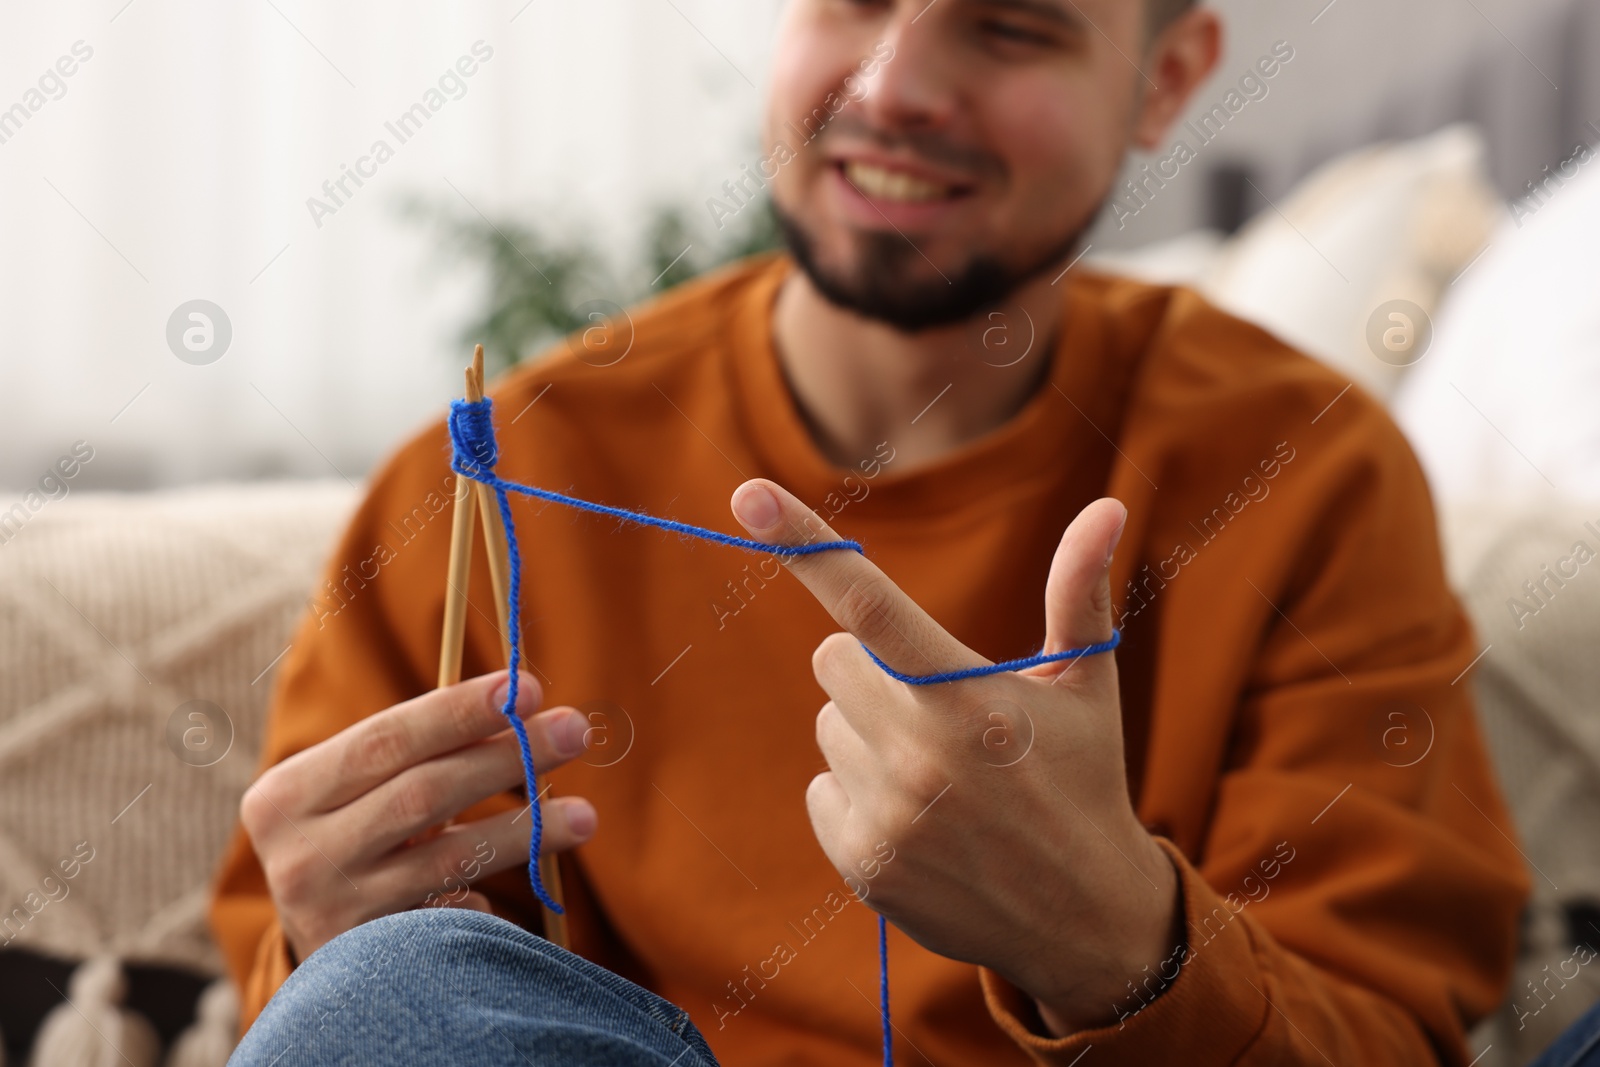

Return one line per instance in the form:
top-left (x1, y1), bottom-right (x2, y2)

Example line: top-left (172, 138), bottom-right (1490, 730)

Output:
top-left (1132, 8), bottom-right (1223, 151)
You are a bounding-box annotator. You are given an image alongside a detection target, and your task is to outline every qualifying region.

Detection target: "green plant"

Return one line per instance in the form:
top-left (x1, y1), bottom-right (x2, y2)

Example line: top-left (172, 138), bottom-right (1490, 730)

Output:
top-left (401, 195), bottom-right (783, 373)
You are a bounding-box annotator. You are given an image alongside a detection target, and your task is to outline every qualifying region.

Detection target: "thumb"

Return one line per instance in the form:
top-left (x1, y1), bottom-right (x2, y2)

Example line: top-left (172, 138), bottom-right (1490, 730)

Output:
top-left (1035, 498), bottom-right (1127, 677)
top-left (455, 891), bottom-right (494, 915)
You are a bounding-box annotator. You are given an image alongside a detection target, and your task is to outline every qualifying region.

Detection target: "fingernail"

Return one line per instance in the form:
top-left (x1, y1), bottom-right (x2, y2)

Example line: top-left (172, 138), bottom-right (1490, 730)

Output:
top-left (491, 672), bottom-right (539, 715)
top-left (732, 482), bottom-right (780, 530)
top-left (550, 709), bottom-right (589, 758)
top-left (1107, 505), bottom-right (1128, 565)
top-left (564, 798), bottom-right (597, 838)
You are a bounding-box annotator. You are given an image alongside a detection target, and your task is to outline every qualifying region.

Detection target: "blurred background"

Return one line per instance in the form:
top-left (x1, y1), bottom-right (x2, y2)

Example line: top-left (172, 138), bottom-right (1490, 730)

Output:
top-left (2, 0), bottom-right (1597, 491)
top-left (3, 1), bottom-right (1600, 1065)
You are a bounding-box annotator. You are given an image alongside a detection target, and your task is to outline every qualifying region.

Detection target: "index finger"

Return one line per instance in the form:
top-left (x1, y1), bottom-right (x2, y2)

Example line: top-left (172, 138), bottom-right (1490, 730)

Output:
top-left (287, 670), bottom-right (541, 812)
top-left (730, 478), bottom-right (980, 681)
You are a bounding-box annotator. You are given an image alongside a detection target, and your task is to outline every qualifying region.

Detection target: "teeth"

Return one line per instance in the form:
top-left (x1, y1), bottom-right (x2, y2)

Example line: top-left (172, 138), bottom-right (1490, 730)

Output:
top-left (844, 161), bottom-right (954, 203)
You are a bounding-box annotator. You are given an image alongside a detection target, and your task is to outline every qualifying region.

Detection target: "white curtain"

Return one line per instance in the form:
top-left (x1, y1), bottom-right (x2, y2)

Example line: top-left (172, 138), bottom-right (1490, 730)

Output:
top-left (0, 0), bottom-right (781, 490)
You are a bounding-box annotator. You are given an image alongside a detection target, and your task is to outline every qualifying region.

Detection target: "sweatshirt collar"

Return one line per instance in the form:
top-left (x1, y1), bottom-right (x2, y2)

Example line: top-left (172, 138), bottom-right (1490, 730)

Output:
top-left (724, 254), bottom-right (1122, 526)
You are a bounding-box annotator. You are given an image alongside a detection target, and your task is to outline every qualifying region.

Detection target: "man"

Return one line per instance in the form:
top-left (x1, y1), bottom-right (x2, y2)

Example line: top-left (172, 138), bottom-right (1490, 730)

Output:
top-left (212, 0), bottom-right (1527, 1063)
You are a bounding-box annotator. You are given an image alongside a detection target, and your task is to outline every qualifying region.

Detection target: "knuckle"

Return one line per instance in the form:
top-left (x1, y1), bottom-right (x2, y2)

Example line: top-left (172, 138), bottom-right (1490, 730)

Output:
top-left (413, 689), bottom-right (483, 759)
top-left (898, 762), bottom-right (948, 821)
top-left (388, 773), bottom-right (440, 828)
top-left (471, 673), bottom-right (534, 727)
top-left (500, 818), bottom-right (532, 861)
top-left (833, 575), bottom-right (897, 647)
top-left (457, 838), bottom-right (490, 879)
top-left (908, 757), bottom-right (947, 798)
top-left (838, 829), bottom-right (878, 879)
top-left (804, 771), bottom-right (834, 814)
top-left (429, 849), bottom-right (469, 897)
top-left (239, 770), bottom-right (295, 839)
top-left (547, 798), bottom-right (589, 847)
top-left (544, 801), bottom-right (570, 845)
top-left (1090, 577), bottom-right (1113, 619)
top-left (814, 701), bottom-right (839, 750)
top-left (264, 847), bottom-right (318, 905)
top-left (450, 682), bottom-right (495, 736)
top-left (811, 632), bottom-right (858, 686)
top-left (238, 783), bottom-right (271, 837)
top-left (345, 717), bottom-right (410, 778)
top-left (465, 834), bottom-right (500, 873)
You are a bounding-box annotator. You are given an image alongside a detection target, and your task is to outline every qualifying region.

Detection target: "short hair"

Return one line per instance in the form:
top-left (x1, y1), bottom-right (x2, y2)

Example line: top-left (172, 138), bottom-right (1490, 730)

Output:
top-left (1146, 0), bottom-right (1196, 35)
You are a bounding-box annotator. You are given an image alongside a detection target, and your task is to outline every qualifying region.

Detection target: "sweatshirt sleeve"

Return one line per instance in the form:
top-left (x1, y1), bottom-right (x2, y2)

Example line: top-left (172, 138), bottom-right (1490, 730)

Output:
top-left (979, 838), bottom-right (1462, 1064)
top-left (207, 422), bottom-right (553, 1034)
top-left (980, 383), bottom-right (1528, 1065)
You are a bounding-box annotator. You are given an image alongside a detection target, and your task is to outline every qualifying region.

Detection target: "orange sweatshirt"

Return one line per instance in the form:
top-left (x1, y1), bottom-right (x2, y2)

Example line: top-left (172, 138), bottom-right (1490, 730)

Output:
top-left (211, 254), bottom-right (1526, 1065)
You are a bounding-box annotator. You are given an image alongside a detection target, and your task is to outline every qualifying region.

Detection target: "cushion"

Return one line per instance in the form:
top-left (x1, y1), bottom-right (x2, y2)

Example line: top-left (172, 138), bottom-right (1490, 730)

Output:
top-left (1441, 496), bottom-right (1600, 1064)
top-left (1092, 124), bottom-right (1503, 403)
top-left (0, 482), bottom-right (356, 975)
top-left (1392, 147), bottom-right (1600, 504)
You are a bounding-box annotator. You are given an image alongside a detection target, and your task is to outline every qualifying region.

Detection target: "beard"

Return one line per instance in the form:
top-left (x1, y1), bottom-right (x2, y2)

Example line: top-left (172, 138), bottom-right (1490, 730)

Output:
top-left (773, 195), bottom-right (1093, 334)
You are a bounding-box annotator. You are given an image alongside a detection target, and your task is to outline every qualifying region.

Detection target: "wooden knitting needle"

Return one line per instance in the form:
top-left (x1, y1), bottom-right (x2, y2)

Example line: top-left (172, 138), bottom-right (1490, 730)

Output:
top-left (466, 347), bottom-right (518, 663)
top-left (464, 347), bottom-right (571, 949)
top-left (436, 366), bottom-right (480, 690)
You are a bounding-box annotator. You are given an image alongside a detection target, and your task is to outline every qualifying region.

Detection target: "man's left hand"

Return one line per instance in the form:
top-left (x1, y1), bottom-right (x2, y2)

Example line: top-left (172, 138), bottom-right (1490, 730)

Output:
top-left (730, 478), bottom-right (1180, 1036)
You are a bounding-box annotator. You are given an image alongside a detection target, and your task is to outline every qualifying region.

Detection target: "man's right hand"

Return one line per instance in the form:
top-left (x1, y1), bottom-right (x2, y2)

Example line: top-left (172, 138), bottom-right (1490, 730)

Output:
top-left (238, 670), bottom-right (597, 963)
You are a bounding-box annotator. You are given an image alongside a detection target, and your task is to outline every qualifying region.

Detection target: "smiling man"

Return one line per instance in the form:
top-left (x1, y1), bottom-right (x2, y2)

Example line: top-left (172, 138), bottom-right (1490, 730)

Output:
top-left (213, 1), bottom-right (1526, 1065)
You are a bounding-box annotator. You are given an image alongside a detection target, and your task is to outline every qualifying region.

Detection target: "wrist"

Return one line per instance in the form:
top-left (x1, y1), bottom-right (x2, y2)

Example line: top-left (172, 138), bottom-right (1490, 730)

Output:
top-left (1028, 831), bottom-right (1183, 1036)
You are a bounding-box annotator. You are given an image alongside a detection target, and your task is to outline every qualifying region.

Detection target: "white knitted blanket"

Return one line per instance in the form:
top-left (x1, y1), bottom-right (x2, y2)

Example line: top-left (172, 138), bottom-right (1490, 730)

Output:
top-left (0, 482), bottom-right (356, 974)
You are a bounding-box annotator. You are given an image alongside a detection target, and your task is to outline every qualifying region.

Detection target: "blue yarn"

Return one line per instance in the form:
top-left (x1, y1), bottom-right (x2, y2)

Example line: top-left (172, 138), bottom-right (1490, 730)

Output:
top-left (449, 402), bottom-right (563, 916)
top-left (446, 396), bottom-right (1122, 1067)
top-left (865, 629), bottom-right (1122, 685)
top-left (450, 399), bottom-right (864, 560)
top-left (878, 914), bottom-right (891, 1067)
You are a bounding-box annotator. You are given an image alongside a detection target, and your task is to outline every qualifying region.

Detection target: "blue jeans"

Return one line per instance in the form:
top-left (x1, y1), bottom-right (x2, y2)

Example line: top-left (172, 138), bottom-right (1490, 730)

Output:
top-left (229, 909), bottom-right (719, 1066)
top-left (1531, 996), bottom-right (1600, 1067)
top-left (233, 908), bottom-right (1600, 1067)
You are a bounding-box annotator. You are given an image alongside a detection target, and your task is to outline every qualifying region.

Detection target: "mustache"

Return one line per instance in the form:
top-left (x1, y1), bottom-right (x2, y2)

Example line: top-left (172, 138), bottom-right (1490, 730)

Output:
top-left (813, 112), bottom-right (1005, 183)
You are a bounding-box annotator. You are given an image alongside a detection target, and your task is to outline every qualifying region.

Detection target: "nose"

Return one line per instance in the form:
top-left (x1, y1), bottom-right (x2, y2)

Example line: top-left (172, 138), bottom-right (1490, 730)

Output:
top-left (853, 8), bottom-right (958, 132)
